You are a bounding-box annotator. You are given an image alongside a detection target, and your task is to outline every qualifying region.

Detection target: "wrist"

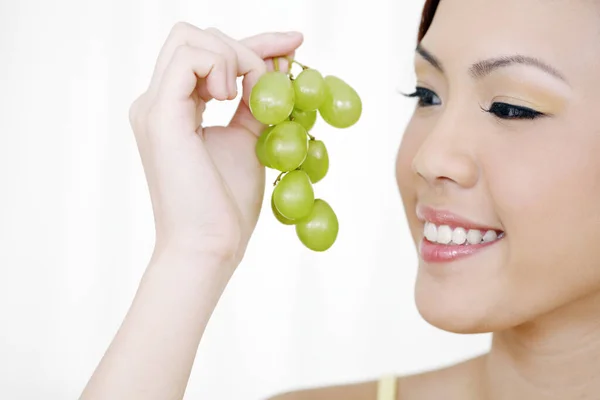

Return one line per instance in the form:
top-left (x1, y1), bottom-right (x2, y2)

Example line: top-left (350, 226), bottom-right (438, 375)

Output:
top-left (139, 242), bottom-right (236, 316)
top-left (149, 239), bottom-right (238, 277)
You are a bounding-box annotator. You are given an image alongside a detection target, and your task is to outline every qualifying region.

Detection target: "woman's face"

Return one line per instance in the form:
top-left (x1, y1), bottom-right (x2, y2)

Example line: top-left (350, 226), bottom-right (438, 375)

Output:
top-left (397, 0), bottom-right (600, 333)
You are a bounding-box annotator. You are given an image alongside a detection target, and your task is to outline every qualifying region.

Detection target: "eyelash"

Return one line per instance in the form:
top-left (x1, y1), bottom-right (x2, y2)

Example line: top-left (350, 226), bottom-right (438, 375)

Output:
top-left (404, 87), bottom-right (441, 107)
top-left (404, 87), bottom-right (546, 120)
top-left (480, 103), bottom-right (543, 120)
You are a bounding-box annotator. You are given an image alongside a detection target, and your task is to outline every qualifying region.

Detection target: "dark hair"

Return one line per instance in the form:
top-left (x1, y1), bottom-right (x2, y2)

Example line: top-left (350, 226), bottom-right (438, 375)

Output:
top-left (418, 0), bottom-right (441, 42)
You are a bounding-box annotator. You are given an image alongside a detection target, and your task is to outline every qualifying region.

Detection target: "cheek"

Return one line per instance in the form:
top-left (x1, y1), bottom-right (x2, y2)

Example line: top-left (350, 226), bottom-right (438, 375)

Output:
top-left (396, 120), bottom-right (423, 226)
top-left (486, 124), bottom-right (600, 303)
top-left (396, 119), bottom-right (422, 196)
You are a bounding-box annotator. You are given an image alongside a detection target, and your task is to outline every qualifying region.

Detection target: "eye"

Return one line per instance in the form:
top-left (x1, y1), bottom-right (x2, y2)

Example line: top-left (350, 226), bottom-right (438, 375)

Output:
top-left (483, 102), bottom-right (545, 120)
top-left (404, 87), bottom-right (442, 107)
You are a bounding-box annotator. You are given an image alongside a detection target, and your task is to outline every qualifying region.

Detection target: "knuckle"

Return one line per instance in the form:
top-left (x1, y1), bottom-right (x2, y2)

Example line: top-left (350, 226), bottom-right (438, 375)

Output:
top-left (213, 53), bottom-right (228, 69)
top-left (171, 21), bottom-right (193, 36)
top-left (205, 28), bottom-right (237, 62)
top-left (225, 46), bottom-right (238, 65)
top-left (204, 28), bottom-right (236, 52)
top-left (204, 26), bottom-right (221, 35)
top-left (172, 44), bottom-right (191, 61)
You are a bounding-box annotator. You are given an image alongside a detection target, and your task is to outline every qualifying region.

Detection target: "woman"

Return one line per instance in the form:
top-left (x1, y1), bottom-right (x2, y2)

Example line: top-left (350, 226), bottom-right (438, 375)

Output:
top-left (80, 0), bottom-right (600, 398)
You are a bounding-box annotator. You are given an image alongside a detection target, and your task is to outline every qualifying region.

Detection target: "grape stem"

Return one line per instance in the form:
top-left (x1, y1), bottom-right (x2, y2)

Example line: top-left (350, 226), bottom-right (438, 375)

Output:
top-left (274, 57), bottom-right (280, 72)
top-left (273, 171), bottom-right (286, 186)
top-left (292, 60), bottom-right (309, 70)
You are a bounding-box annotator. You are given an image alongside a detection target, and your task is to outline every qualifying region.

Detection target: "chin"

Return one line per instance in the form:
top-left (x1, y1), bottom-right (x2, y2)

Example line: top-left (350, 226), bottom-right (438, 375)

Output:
top-left (413, 260), bottom-right (517, 334)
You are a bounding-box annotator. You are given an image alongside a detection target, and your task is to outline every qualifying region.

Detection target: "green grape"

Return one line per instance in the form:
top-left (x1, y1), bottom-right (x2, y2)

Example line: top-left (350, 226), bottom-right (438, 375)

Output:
top-left (273, 170), bottom-right (314, 220)
top-left (295, 199), bottom-right (339, 252)
top-left (265, 121), bottom-right (308, 172)
top-left (250, 71), bottom-right (295, 125)
top-left (255, 126), bottom-right (274, 168)
top-left (271, 193), bottom-right (296, 225)
top-left (301, 140), bottom-right (329, 183)
top-left (318, 75), bottom-right (362, 128)
top-left (291, 108), bottom-right (317, 132)
top-left (293, 69), bottom-right (326, 111)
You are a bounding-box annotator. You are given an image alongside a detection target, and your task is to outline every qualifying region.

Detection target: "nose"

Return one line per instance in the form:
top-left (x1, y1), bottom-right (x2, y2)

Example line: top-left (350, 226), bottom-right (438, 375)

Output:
top-left (411, 113), bottom-right (479, 189)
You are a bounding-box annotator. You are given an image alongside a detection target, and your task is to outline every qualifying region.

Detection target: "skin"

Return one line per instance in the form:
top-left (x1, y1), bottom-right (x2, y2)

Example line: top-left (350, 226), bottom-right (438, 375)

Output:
top-left (80, 24), bottom-right (304, 399)
top-left (397, 0), bottom-right (600, 397)
top-left (81, 1), bottom-right (600, 399)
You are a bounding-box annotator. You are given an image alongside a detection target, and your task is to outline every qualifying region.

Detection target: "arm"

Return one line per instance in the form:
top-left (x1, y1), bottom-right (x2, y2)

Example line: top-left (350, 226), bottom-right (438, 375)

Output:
top-left (80, 249), bottom-right (232, 399)
top-left (79, 23), bottom-right (304, 400)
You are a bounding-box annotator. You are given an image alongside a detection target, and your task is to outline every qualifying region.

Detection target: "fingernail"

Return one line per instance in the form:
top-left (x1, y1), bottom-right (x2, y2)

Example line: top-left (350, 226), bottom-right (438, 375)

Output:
top-left (285, 31), bottom-right (301, 36)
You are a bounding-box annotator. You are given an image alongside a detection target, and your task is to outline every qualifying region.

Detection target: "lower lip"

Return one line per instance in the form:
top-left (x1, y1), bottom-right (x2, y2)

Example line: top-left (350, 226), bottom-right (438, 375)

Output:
top-left (419, 237), bottom-right (502, 263)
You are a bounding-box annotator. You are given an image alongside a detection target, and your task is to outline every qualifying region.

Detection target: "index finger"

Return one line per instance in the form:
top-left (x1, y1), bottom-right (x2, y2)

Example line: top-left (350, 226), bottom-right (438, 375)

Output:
top-left (207, 29), bottom-right (304, 104)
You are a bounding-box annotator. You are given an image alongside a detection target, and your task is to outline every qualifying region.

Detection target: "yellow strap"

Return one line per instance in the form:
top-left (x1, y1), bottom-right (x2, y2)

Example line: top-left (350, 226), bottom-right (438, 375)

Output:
top-left (377, 375), bottom-right (397, 400)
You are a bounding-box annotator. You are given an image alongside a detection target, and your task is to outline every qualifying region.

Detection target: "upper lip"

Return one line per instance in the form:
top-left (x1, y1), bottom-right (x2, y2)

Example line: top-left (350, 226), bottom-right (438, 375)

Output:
top-left (416, 205), bottom-right (503, 232)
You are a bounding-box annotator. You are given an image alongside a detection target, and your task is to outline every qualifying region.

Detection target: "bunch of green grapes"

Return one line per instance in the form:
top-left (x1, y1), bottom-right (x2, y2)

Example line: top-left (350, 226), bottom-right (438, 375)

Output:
top-left (250, 58), bottom-right (362, 252)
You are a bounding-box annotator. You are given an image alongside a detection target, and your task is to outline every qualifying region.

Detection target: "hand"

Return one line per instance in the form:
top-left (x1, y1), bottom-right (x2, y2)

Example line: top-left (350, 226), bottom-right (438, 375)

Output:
top-left (128, 23), bottom-right (303, 267)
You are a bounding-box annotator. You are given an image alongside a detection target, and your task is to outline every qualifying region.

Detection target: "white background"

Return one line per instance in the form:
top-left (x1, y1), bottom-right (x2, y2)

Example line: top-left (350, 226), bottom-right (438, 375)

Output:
top-left (0, 0), bottom-right (491, 398)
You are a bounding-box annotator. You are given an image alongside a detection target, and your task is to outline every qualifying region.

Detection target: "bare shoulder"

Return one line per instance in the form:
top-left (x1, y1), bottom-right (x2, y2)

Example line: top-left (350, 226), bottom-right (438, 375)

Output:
top-left (266, 355), bottom-right (486, 400)
top-left (267, 379), bottom-right (378, 400)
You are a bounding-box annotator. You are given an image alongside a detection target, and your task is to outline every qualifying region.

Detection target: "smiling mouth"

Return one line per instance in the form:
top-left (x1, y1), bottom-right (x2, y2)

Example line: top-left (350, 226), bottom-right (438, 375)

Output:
top-left (423, 222), bottom-right (505, 246)
top-left (416, 205), bottom-right (505, 263)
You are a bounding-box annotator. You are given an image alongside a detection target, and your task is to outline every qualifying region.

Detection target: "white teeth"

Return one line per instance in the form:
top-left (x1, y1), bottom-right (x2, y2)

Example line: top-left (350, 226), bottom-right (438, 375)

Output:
top-left (424, 222), bottom-right (501, 245)
top-left (451, 227), bottom-right (467, 245)
top-left (437, 225), bottom-right (452, 244)
top-left (482, 230), bottom-right (498, 243)
top-left (467, 229), bottom-right (483, 245)
top-left (424, 222), bottom-right (437, 242)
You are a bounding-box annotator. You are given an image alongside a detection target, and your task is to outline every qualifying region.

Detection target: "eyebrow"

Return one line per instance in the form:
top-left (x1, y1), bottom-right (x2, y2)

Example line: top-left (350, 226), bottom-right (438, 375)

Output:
top-left (415, 44), bottom-right (568, 83)
top-left (416, 44), bottom-right (444, 72)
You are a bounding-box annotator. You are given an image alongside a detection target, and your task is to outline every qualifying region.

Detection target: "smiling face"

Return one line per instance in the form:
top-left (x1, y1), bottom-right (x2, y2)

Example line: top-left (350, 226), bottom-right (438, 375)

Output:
top-left (397, 0), bottom-right (600, 333)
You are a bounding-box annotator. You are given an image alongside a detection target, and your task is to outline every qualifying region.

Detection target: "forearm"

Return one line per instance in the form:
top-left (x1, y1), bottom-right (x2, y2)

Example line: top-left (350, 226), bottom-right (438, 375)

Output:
top-left (80, 247), bottom-right (234, 400)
